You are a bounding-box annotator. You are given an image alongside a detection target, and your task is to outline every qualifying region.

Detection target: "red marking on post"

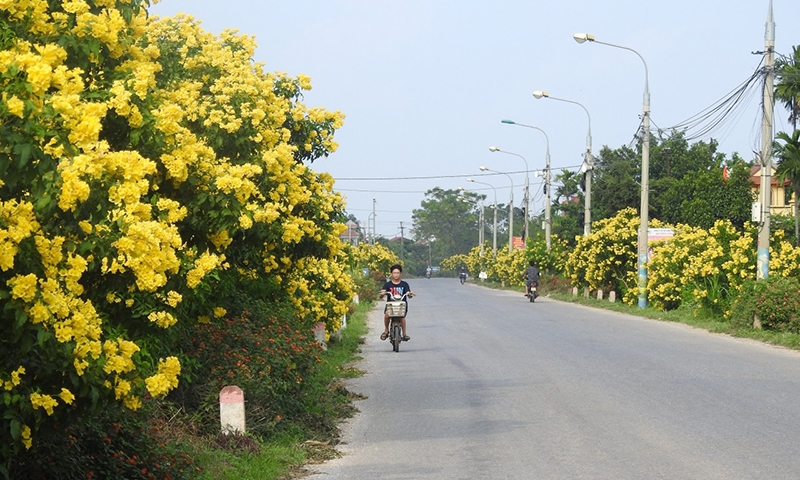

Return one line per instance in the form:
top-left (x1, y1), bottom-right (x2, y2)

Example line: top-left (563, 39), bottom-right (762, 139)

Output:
top-left (220, 385), bottom-right (244, 404)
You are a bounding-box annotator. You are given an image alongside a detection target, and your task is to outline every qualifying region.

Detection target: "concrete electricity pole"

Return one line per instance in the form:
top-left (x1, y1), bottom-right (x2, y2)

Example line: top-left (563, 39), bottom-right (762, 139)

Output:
top-left (399, 222), bottom-right (404, 261)
top-left (758, 0), bottom-right (775, 280)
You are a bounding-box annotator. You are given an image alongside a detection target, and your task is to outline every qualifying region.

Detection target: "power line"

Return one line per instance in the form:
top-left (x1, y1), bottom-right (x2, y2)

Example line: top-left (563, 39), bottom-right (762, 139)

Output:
top-left (660, 60), bottom-right (765, 144)
top-left (335, 170), bottom-right (529, 181)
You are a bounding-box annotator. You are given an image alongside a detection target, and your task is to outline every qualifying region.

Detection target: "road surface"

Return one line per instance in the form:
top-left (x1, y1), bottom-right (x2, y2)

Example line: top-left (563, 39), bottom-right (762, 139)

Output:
top-left (306, 278), bottom-right (800, 479)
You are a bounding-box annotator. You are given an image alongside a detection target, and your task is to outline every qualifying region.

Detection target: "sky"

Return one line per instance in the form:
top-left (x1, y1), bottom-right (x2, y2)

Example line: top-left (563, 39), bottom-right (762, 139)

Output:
top-left (149, 0), bottom-right (800, 239)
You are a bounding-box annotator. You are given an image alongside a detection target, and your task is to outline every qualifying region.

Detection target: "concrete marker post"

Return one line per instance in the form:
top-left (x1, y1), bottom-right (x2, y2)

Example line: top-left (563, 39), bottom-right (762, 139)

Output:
top-left (220, 385), bottom-right (245, 434)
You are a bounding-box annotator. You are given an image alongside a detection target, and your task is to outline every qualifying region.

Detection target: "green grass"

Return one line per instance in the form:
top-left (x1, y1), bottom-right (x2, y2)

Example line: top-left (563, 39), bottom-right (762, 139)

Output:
top-left (193, 433), bottom-right (306, 480)
top-left (187, 300), bottom-right (372, 480)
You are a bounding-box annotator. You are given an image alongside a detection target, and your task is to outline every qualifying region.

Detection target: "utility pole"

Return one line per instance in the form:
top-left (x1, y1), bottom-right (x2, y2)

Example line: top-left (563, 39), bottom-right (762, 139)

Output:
top-left (479, 203), bottom-right (485, 257)
top-left (758, 0), bottom-right (775, 280)
top-left (371, 199), bottom-right (376, 244)
top-left (545, 164), bottom-right (552, 250)
top-left (399, 222), bottom-right (405, 262)
top-left (584, 137), bottom-right (593, 237)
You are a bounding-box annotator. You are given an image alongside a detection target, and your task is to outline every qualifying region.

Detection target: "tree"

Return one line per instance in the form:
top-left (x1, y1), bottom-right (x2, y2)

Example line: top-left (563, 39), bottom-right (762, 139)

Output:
top-left (552, 170), bottom-right (583, 244)
top-left (774, 130), bottom-right (800, 244)
top-left (587, 132), bottom-right (752, 230)
top-left (775, 46), bottom-right (800, 132)
top-left (411, 188), bottom-right (482, 260)
top-left (591, 145), bottom-right (640, 220)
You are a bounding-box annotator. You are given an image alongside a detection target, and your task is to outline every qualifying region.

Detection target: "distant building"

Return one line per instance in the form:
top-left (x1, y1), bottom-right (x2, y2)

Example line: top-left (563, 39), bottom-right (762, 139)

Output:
top-left (750, 165), bottom-right (795, 216)
top-left (340, 220), bottom-right (360, 245)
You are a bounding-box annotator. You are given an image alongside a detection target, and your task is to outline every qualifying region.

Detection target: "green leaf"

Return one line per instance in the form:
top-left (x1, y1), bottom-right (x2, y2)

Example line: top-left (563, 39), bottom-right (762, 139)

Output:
top-left (34, 194), bottom-right (52, 211)
top-left (19, 334), bottom-right (33, 355)
top-left (36, 328), bottom-right (52, 349)
top-left (13, 143), bottom-right (32, 167)
top-left (9, 418), bottom-right (21, 441)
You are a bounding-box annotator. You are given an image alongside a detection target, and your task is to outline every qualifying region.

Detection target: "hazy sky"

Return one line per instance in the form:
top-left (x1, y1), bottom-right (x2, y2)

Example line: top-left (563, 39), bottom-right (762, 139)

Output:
top-left (149, 0), bottom-right (800, 238)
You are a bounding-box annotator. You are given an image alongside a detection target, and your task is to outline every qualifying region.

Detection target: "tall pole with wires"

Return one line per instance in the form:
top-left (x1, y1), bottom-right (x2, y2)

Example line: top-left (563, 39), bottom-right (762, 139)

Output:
top-left (758, 0), bottom-right (775, 281)
top-left (573, 32), bottom-right (650, 308)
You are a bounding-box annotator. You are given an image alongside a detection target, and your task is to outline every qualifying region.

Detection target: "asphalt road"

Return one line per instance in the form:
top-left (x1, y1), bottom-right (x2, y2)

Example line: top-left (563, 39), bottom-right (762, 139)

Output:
top-left (306, 278), bottom-right (800, 479)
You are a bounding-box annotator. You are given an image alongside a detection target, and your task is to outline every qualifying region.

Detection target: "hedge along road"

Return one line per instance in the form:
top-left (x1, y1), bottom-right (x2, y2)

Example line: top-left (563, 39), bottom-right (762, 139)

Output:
top-left (306, 278), bottom-right (800, 479)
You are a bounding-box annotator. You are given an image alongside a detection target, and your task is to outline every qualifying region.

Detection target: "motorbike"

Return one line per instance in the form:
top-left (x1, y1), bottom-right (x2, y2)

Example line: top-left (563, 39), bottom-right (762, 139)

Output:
top-left (526, 281), bottom-right (539, 302)
top-left (384, 292), bottom-right (411, 352)
top-left (459, 272), bottom-right (467, 285)
top-left (425, 270), bottom-right (431, 279)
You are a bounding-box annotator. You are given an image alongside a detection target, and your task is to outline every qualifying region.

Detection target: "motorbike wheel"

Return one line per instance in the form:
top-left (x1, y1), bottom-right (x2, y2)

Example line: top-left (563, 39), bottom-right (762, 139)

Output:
top-left (529, 290), bottom-right (536, 302)
top-left (391, 324), bottom-right (402, 352)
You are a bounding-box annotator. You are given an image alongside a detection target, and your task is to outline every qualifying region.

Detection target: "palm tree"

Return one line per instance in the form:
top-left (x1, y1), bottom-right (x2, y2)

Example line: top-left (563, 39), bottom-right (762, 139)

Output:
top-left (774, 130), bottom-right (800, 244)
top-left (775, 46), bottom-right (800, 132)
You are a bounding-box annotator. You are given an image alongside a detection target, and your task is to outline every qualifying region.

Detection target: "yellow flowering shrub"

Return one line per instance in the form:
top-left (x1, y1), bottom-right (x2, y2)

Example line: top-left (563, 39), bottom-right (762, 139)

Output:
top-left (643, 220), bottom-right (798, 315)
top-left (346, 242), bottom-right (400, 275)
top-left (1, 0), bottom-right (348, 460)
top-left (440, 254), bottom-right (468, 272)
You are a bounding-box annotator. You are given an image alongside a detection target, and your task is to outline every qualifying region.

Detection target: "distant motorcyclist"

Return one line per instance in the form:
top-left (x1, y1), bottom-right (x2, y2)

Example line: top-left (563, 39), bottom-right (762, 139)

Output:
top-left (459, 266), bottom-right (467, 284)
top-left (523, 261), bottom-right (540, 297)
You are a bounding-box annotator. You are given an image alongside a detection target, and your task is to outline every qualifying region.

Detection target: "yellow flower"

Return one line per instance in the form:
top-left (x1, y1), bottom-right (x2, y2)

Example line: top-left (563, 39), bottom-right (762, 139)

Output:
top-left (30, 392), bottom-right (58, 415)
top-left (147, 311), bottom-right (177, 328)
top-left (8, 273), bottom-right (38, 302)
top-left (123, 395), bottom-right (142, 410)
top-left (114, 379), bottom-right (131, 400)
top-left (5, 95), bottom-right (24, 118)
top-left (166, 291), bottom-right (182, 307)
top-left (213, 307), bottom-right (226, 318)
top-left (59, 388), bottom-right (75, 404)
top-left (21, 425), bottom-right (32, 450)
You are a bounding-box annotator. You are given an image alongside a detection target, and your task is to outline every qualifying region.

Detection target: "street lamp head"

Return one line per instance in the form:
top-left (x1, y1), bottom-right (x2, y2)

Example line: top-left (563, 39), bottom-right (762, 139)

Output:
top-left (573, 33), bottom-right (595, 44)
top-left (501, 119), bottom-right (516, 125)
top-left (466, 178), bottom-right (475, 183)
top-left (479, 166), bottom-right (489, 171)
top-left (488, 146), bottom-right (500, 152)
top-left (532, 91), bottom-right (549, 99)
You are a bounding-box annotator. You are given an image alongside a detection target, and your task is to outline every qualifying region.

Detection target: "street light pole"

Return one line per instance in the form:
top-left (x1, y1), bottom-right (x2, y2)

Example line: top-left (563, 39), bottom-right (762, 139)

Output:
top-left (574, 32), bottom-right (650, 308)
top-left (480, 166), bottom-right (515, 252)
top-left (500, 120), bottom-right (552, 250)
top-left (531, 92), bottom-right (592, 236)
top-left (467, 178), bottom-right (498, 257)
top-left (488, 147), bottom-right (529, 247)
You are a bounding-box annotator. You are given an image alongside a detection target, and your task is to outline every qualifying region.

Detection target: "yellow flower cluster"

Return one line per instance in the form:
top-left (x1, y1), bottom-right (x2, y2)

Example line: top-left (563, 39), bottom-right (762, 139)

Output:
top-left (440, 254), bottom-right (468, 272)
top-left (283, 256), bottom-right (355, 333)
top-left (29, 392), bottom-right (59, 416)
top-left (186, 251), bottom-right (226, 288)
top-left (0, 200), bottom-right (40, 271)
top-left (347, 243), bottom-right (400, 274)
top-left (144, 357), bottom-right (181, 398)
top-left (3, 366), bottom-right (25, 391)
top-left (102, 338), bottom-right (140, 375)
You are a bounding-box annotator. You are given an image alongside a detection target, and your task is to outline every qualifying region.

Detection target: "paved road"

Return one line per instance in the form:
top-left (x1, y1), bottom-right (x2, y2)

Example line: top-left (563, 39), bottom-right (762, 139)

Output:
top-left (306, 278), bottom-right (800, 479)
